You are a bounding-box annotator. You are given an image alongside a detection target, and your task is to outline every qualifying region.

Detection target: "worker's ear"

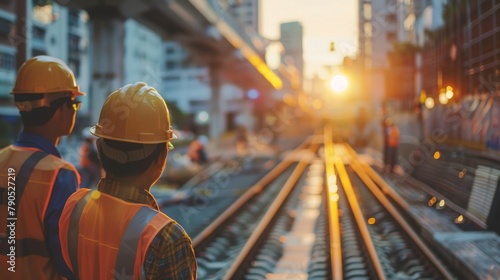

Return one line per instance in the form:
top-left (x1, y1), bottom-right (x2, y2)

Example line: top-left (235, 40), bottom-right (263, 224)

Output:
top-left (157, 143), bottom-right (168, 162)
top-left (51, 103), bottom-right (64, 121)
top-left (96, 138), bottom-right (102, 154)
top-left (151, 144), bottom-right (168, 171)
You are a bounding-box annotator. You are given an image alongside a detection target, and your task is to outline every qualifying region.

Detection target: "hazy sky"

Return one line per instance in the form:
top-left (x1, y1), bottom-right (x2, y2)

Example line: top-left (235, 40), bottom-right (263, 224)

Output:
top-left (260, 0), bottom-right (358, 79)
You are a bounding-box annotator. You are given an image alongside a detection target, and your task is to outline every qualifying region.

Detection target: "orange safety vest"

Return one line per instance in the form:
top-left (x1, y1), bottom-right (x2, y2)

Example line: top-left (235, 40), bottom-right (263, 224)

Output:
top-left (387, 126), bottom-right (400, 147)
top-left (59, 188), bottom-right (173, 280)
top-left (0, 145), bottom-right (80, 280)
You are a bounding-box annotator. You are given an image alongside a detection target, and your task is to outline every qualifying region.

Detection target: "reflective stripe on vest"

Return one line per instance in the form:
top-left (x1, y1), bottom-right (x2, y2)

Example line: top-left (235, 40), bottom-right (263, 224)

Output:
top-left (13, 151), bottom-right (47, 217)
top-left (116, 207), bottom-right (158, 280)
top-left (67, 191), bottom-right (92, 280)
top-left (1, 151), bottom-right (47, 256)
top-left (67, 192), bottom-right (160, 280)
top-left (0, 145), bottom-right (79, 280)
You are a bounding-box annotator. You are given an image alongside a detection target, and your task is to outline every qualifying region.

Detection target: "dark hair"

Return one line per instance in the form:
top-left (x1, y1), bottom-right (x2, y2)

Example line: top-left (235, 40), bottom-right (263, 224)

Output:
top-left (14, 94), bottom-right (69, 126)
top-left (99, 139), bottom-right (165, 177)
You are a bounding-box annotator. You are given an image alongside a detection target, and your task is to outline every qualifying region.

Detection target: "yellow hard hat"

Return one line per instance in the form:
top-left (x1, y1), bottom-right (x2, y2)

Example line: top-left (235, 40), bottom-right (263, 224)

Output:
top-left (11, 55), bottom-right (84, 96)
top-left (90, 82), bottom-right (177, 144)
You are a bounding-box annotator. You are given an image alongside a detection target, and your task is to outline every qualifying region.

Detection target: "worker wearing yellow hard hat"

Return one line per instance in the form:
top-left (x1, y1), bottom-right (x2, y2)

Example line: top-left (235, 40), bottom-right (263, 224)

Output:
top-left (59, 82), bottom-right (197, 279)
top-left (0, 55), bottom-right (84, 279)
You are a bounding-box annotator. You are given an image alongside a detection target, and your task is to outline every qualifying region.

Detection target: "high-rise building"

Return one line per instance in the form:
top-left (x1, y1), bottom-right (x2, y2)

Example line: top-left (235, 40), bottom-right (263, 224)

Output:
top-left (0, 1), bottom-right (90, 145)
top-left (0, 1), bottom-right (15, 110)
top-left (123, 20), bottom-right (163, 87)
top-left (228, 0), bottom-right (259, 33)
top-left (228, 0), bottom-right (268, 58)
top-left (160, 40), bottom-right (248, 134)
top-left (411, 0), bottom-right (447, 105)
top-left (417, 0), bottom-right (500, 98)
top-left (85, 18), bottom-right (164, 126)
top-left (161, 41), bottom-right (211, 114)
top-left (280, 22), bottom-right (303, 91)
top-left (358, 0), bottom-right (415, 110)
top-left (0, 1), bottom-right (168, 145)
top-left (159, 0), bottom-right (269, 135)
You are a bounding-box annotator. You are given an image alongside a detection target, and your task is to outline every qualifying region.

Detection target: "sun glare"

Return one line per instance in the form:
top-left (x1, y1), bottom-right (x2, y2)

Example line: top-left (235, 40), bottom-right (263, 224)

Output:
top-left (329, 74), bottom-right (349, 93)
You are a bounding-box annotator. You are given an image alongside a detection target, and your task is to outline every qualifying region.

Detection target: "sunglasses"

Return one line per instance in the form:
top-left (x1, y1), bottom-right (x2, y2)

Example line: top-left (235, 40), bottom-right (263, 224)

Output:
top-left (67, 100), bottom-right (82, 110)
top-left (51, 98), bottom-right (81, 111)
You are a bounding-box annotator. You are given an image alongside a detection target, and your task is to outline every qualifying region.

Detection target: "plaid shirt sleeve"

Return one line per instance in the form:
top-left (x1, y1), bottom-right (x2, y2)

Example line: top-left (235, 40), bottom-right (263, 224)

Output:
top-left (143, 222), bottom-right (197, 279)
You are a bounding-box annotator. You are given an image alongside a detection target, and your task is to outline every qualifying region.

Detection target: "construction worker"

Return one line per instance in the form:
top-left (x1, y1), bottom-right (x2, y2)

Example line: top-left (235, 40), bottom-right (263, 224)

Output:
top-left (0, 56), bottom-right (84, 279)
top-left (384, 117), bottom-right (400, 173)
top-left (187, 135), bottom-right (208, 165)
top-left (59, 82), bottom-right (197, 279)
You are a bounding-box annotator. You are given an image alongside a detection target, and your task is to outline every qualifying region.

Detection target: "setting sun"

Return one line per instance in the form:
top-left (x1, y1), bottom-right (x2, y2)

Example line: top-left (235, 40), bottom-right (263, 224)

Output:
top-left (329, 74), bottom-right (349, 93)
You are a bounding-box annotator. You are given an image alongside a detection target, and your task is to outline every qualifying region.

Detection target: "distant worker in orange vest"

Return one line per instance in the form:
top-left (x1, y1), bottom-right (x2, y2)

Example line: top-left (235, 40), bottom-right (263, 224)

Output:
top-left (187, 135), bottom-right (208, 165)
top-left (384, 117), bottom-right (400, 173)
top-left (59, 82), bottom-right (197, 279)
top-left (0, 56), bottom-right (83, 279)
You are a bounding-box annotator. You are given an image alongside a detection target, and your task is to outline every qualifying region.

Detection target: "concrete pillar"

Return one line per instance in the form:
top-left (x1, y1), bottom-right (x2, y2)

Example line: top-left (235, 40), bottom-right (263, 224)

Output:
top-left (208, 63), bottom-right (224, 142)
top-left (87, 11), bottom-right (125, 125)
top-left (15, 0), bottom-right (27, 69)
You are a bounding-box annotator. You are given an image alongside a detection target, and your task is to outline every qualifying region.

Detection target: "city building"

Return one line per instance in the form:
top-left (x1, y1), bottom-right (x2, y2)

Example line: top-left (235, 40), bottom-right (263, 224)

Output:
top-left (358, 0), bottom-right (416, 111)
top-left (0, 1), bottom-right (90, 145)
top-left (85, 17), bottom-right (165, 126)
top-left (228, 0), bottom-right (269, 59)
top-left (160, 40), bottom-right (253, 135)
top-left (161, 40), bottom-right (236, 131)
top-left (416, 0), bottom-right (500, 99)
top-left (123, 20), bottom-right (163, 90)
top-left (0, 1), bottom-right (178, 145)
top-left (159, 0), bottom-right (270, 136)
top-left (280, 22), bottom-right (303, 92)
top-left (0, 1), bottom-right (16, 115)
top-left (412, 0), bottom-right (448, 106)
top-left (228, 0), bottom-right (259, 33)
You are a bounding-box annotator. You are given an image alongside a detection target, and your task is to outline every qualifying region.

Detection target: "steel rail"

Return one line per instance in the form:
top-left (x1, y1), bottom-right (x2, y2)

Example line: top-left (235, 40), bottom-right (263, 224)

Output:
top-left (193, 136), bottom-right (313, 247)
top-left (222, 141), bottom-right (320, 279)
top-left (344, 143), bottom-right (455, 279)
top-left (344, 144), bottom-right (486, 230)
top-left (332, 145), bottom-right (386, 280)
top-left (323, 124), bottom-right (343, 280)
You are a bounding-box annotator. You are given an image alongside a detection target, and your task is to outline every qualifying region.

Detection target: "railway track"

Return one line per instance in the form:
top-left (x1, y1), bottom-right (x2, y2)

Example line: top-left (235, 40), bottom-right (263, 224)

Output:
top-left (333, 142), bottom-right (455, 279)
top-left (166, 125), bottom-right (463, 279)
top-left (193, 135), bottom-right (322, 279)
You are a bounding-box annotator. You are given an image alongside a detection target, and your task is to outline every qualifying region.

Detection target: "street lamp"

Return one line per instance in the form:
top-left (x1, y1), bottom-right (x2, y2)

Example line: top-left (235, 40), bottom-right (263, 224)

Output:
top-left (445, 86), bottom-right (454, 99)
top-left (425, 97), bottom-right (435, 109)
top-left (438, 86), bottom-right (454, 105)
top-left (439, 92), bottom-right (449, 104)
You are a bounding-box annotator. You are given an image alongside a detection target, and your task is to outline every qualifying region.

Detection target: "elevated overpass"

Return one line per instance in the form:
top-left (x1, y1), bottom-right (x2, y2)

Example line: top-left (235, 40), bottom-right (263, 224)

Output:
top-left (59, 0), bottom-right (283, 138)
